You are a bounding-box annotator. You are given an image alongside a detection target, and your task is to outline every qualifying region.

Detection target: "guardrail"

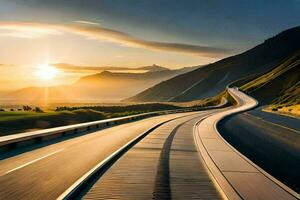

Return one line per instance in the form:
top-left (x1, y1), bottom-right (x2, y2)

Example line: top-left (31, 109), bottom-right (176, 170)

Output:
top-left (58, 113), bottom-right (191, 200)
top-left (0, 110), bottom-right (174, 152)
top-left (58, 98), bottom-right (228, 200)
top-left (0, 100), bottom-right (228, 153)
top-left (0, 94), bottom-right (230, 153)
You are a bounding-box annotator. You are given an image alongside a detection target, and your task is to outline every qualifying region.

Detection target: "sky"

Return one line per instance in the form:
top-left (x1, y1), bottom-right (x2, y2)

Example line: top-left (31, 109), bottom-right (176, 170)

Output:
top-left (0, 0), bottom-right (299, 88)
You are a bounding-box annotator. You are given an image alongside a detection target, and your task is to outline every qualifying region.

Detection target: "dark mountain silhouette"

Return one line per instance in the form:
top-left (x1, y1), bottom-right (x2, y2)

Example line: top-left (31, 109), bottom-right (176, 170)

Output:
top-left (126, 26), bottom-right (300, 102)
top-left (240, 52), bottom-right (300, 106)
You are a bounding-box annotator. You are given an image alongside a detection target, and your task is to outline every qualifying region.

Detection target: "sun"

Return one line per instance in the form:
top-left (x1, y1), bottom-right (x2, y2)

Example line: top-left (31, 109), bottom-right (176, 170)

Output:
top-left (36, 64), bottom-right (58, 80)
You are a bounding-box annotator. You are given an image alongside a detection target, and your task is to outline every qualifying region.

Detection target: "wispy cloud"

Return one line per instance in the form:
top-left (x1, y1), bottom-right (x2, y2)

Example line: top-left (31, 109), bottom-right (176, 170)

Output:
top-left (0, 22), bottom-right (61, 38)
top-left (0, 21), bottom-right (229, 56)
top-left (73, 20), bottom-right (100, 26)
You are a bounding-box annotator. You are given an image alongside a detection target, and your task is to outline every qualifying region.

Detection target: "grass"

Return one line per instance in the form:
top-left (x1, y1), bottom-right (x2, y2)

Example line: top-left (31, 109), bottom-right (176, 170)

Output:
top-left (0, 103), bottom-right (182, 136)
top-left (239, 52), bottom-right (300, 118)
top-left (0, 111), bottom-right (57, 122)
top-left (240, 52), bottom-right (300, 93)
top-left (0, 110), bottom-right (106, 136)
top-left (0, 95), bottom-right (233, 136)
top-left (54, 103), bottom-right (181, 113)
top-left (264, 104), bottom-right (300, 119)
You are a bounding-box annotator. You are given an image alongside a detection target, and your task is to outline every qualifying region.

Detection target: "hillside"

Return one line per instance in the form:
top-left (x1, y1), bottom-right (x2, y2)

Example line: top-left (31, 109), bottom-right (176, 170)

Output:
top-left (1, 65), bottom-right (198, 104)
top-left (53, 63), bottom-right (170, 73)
top-left (240, 52), bottom-right (300, 117)
top-left (126, 26), bottom-right (300, 102)
top-left (241, 52), bottom-right (300, 104)
top-left (0, 103), bottom-right (181, 136)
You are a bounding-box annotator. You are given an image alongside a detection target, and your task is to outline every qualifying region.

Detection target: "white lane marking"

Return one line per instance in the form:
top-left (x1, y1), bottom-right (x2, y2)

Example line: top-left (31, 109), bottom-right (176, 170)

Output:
top-left (245, 113), bottom-right (300, 134)
top-left (5, 149), bottom-right (65, 174)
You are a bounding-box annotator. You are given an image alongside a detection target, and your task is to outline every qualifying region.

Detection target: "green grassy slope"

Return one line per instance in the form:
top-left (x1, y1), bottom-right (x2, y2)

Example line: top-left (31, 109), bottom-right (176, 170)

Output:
top-left (0, 110), bottom-right (106, 136)
top-left (126, 26), bottom-right (300, 102)
top-left (241, 52), bottom-right (300, 105)
top-left (239, 52), bottom-right (300, 117)
top-left (0, 97), bottom-right (231, 136)
top-left (0, 102), bottom-right (184, 136)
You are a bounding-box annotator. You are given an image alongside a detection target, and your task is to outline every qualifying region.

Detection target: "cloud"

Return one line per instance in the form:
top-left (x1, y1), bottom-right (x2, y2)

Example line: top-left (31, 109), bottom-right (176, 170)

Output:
top-left (73, 20), bottom-right (100, 26)
top-left (0, 21), bottom-right (229, 56)
top-left (0, 22), bottom-right (61, 38)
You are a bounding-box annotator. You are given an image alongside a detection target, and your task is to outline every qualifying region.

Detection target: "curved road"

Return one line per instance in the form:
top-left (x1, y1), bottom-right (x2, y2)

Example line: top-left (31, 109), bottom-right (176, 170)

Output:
top-left (219, 112), bottom-right (300, 193)
top-left (83, 111), bottom-right (223, 199)
top-left (195, 88), bottom-right (299, 200)
top-left (0, 88), bottom-right (299, 200)
top-left (0, 111), bottom-right (217, 200)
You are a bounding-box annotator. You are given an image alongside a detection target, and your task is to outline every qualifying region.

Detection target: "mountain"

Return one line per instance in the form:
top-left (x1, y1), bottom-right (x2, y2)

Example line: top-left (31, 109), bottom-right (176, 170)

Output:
top-left (1, 65), bottom-right (198, 104)
top-left (138, 64), bottom-right (169, 72)
top-left (240, 51), bottom-right (300, 118)
top-left (240, 52), bottom-right (300, 105)
top-left (70, 67), bottom-right (198, 101)
top-left (126, 26), bottom-right (300, 102)
top-left (53, 63), bottom-right (169, 73)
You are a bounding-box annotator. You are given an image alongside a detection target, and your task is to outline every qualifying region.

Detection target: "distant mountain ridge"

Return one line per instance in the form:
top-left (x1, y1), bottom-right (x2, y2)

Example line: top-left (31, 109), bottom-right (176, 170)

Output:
top-left (53, 63), bottom-right (170, 73)
top-left (1, 65), bottom-right (199, 104)
top-left (76, 66), bottom-right (190, 83)
top-left (126, 26), bottom-right (300, 102)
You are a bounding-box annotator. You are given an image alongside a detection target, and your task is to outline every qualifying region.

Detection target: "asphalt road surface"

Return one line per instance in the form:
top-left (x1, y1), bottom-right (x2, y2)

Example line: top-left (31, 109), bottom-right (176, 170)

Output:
top-left (249, 107), bottom-right (300, 131)
top-left (0, 111), bottom-right (218, 200)
top-left (218, 112), bottom-right (300, 193)
top-left (83, 112), bottom-right (222, 200)
top-left (1, 88), bottom-right (299, 200)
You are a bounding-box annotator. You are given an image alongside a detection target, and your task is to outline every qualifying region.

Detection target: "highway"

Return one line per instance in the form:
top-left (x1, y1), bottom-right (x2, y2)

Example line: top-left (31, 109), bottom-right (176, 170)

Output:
top-left (0, 111), bottom-right (216, 200)
top-left (0, 88), bottom-right (299, 200)
top-left (248, 107), bottom-right (300, 131)
top-left (195, 88), bottom-right (299, 200)
top-left (83, 111), bottom-right (222, 199)
top-left (219, 112), bottom-right (300, 193)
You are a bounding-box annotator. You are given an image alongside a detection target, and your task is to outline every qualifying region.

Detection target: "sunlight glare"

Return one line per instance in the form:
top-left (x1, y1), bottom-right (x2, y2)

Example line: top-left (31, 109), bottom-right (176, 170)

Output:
top-left (36, 64), bottom-right (58, 80)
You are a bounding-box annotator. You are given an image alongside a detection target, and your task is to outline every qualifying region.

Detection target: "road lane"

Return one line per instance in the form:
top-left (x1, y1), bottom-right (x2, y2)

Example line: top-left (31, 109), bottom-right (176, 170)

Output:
top-left (5, 148), bottom-right (65, 174)
top-left (83, 111), bottom-right (223, 199)
top-left (219, 112), bottom-right (300, 193)
top-left (248, 107), bottom-right (300, 131)
top-left (2, 88), bottom-right (297, 199)
top-left (195, 88), bottom-right (299, 200)
top-left (0, 112), bottom-right (198, 200)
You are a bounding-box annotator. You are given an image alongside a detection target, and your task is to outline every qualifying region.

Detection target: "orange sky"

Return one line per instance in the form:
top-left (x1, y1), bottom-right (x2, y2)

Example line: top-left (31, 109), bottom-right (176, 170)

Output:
top-left (0, 21), bottom-right (225, 89)
top-left (1, 0), bottom-right (299, 90)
